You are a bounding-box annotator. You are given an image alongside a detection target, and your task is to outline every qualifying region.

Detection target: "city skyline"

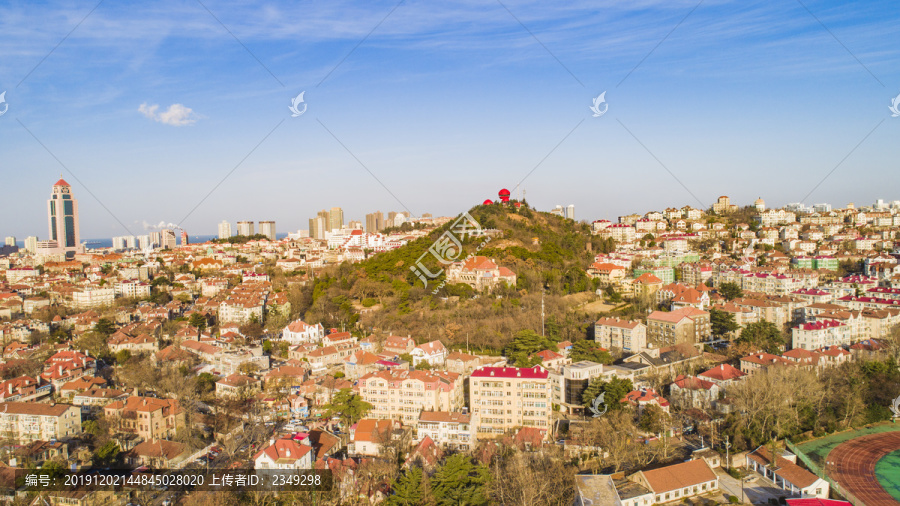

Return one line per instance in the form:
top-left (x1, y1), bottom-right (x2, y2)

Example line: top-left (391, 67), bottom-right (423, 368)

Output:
top-left (2, 1), bottom-right (899, 239)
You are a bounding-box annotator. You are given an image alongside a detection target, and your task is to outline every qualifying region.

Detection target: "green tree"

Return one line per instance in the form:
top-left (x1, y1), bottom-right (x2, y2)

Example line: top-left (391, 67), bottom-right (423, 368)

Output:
top-left (582, 377), bottom-right (634, 410)
top-left (415, 361), bottom-right (432, 370)
top-left (638, 403), bottom-right (668, 435)
top-left (569, 340), bottom-right (612, 364)
top-left (430, 454), bottom-right (490, 506)
top-left (387, 466), bottom-right (426, 506)
top-left (93, 441), bottom-right (121, 466)
top-left (189, 312), bottom-right (207, 332)
top-left (94, 318), bottom-right (116, 336)
top-left (399, 353), bottom-right (413, 364)
top-left (718, 282), bottom-right (743, 301)
top-left (738, 321), bottom-right (785, 354)
top-left (115, 349), bottom-right (132, 365)
top-left (323, 388), bottom-right (372, 426)
top-left (710, 308), bottom-right (740, 338)
top-left (503, 329), bottom-right (556, 366)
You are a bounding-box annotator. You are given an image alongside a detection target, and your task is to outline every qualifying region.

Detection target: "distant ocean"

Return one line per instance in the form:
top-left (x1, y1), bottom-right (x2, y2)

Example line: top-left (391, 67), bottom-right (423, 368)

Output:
top-left (15, 233), bottom-right (290, 250)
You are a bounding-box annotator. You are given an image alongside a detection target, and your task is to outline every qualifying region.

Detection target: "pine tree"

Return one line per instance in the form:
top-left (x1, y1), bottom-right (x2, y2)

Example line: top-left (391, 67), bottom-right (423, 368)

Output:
top-left (386, 467), bottom-right (425, 505)
top-left (430, 454), bottom-right (490, 506)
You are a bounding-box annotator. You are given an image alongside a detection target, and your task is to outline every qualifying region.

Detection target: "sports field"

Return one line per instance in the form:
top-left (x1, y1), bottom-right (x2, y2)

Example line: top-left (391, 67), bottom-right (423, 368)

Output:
top-left (793, 422), bottom-right (900, 506)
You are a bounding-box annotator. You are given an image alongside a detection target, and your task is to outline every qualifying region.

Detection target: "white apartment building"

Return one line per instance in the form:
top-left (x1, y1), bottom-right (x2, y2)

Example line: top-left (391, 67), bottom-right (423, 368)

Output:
top-left (358, 370), bottom-right (464, 427)
top-left (791, 319), bottom-right (850, 351)
top-left (469, 366), bottom-right (551, 438)
top-left (0, 402), bottom-right (82, 444)
top-left (417, 411), bottom-right (475, 451)
top-left (71, 287), bottom-right (115, 309)
top-left (115, 280), bottom-right (151, 299)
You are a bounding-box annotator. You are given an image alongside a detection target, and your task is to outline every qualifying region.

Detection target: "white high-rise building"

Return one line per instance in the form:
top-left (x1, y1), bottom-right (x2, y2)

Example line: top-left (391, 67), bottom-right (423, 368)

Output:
top-left (24, 236), bottom-right (37, 253)
top-left (566, 205), bottom-right (575, 220)
top-left (237, 221), bottom-right (254, 237)
top-left (112, 236), bottom-right (126, 250)
top-left (259, 221), bottom-right (276, 241)
top-left (218, 220), bottom-right (232, 240)
top-left (4, 237), bottom-right (15, 247)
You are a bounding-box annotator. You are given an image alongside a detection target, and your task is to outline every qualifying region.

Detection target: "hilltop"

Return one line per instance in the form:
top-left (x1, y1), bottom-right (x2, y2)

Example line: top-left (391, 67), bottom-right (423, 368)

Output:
top-left (292, 202), bottom-right (615, 351)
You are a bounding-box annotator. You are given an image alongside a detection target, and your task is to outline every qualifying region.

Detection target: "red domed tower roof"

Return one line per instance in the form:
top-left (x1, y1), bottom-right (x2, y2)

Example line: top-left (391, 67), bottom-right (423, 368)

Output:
top-left (54, 178), bottom-right (71, 187)
top-left (498, 188), bottom-right (510, 197)
top-left (483, 199), bottom-right (494, 205)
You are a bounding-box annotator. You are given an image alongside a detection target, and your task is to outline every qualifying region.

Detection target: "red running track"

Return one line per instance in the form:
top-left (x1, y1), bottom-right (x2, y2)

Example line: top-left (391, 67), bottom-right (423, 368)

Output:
top-left (825, 432), bottom-right (900, 506)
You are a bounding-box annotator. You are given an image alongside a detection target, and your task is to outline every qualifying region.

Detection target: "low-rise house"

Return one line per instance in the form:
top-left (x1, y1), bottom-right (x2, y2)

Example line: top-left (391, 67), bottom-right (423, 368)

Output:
top-left (697, 363), bottom-right (746, 388)
top-left (621, 388), bottom-right (670, 415)
top-left (254, 436), bottom-right (314, 470)
top-left (748, 446), bottom-right (829, 499)
top-left (72, 388), bottom-right (129, 410)
top-left (382, 335), bottom-right (416, 355)
top-left (740, 352), bottom-right (794, 374)
top-left (629, 458), bottom-right (719, 504)
top-left (669, 375), bottom-right (720, 411)
top-left (215, 374), bottom-right (261, 399)
top-left (282, 320), bottom-right (325, 344)
top-left (0, 375), bottom-right (51, 402)
top-left (417, 411), bottom-right (475, 452)
top-left (107, 331), bottom-right (157, 353)
top-left (343, 350), bottom-right (382, 380)
top-left (444, 351), bottom-right (484, 374)
top-left (126, 439), bottom-right (189, 468)
top-left (411, 340), bottom-right (448, 367)
top-left (349, 419), bottom-right (396, 457)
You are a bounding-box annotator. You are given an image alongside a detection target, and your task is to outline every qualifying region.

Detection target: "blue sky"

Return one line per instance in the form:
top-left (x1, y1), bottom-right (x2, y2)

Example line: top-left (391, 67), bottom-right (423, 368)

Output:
top-left (1, 0), bottom-right (899, 239)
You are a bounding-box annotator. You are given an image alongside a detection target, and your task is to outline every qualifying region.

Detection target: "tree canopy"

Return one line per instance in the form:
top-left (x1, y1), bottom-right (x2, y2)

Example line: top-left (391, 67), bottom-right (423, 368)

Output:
top-left (738, 321), bottom-right (785, 354)
top-left (430, 454), bottom-right (491, 506)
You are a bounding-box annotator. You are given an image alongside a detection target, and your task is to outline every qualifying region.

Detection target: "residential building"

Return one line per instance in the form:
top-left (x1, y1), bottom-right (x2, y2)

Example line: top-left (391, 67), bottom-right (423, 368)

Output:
top-left (748, 446), bottom-right (829, 499)
top-left (792, 319), bottom-right (850, 350)
top-left (350, 419), bottom-right (395, 456)
top-left (669, 375), bottom-right (720, 411)
top-left (218, 220), bottom-right (232, 239)
top-left (215, 374), bottom-right (261, 399)
top-left (382, 335), bottom-right (416, 355)
top-left (411, 340), bottom-right (448, 366)
top-left (417, 411), bottom-right (475, 452)
top-left (237, 221), bottom-right (254, 236)
top-left (0, 402), bottom-right (82, 444)
top-left (445, 256), bottom-right (517, 291)
top-left (646, 307), bottom-right (710, 346)
top-left (282, 319), bottom-right (325, 344)
top-left (594, 317), bottom-right (647, 353)
top-left (366, 211), bottom-right (384, 233)
top-left (329, 207), bottom-right (344, 232)
top-left (103, 396), bottom-right (184, 440)
top-left (254, 436), bottom-right (314, 470)
top-left (549, 360), bottom-right (606, 411)
top-left (72, 286), bottom-right (115, 309)
top-left (630, 458), bottom-right (719, 504)
top-left (259, 221), bottom-right (276, 240)
top-left (358, 370), bottom-right (464, 426)
top-left (469, 366), bottom-right (551, 437)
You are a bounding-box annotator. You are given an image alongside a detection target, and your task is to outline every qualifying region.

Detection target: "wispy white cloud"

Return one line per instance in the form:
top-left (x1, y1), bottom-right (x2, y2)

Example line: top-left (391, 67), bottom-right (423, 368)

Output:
top-left (138, 102), bottom-right (199, 126)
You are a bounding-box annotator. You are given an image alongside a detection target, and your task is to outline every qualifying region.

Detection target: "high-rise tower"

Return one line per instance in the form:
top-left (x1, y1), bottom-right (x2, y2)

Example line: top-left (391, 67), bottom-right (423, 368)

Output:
top-left (47, 176), bottom-right (80, 258)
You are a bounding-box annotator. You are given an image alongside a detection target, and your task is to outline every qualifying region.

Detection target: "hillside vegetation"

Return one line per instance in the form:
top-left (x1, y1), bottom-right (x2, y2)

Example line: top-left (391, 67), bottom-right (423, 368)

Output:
top-left (287, 203), bottom-right (615, 351)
